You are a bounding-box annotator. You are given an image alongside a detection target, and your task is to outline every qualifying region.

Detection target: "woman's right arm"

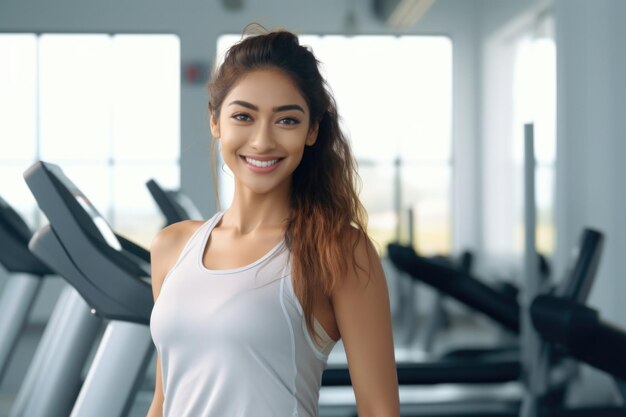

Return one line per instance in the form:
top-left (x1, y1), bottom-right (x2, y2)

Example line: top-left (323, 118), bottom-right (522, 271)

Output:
top-left (146, 221), bottom-right (202, 417)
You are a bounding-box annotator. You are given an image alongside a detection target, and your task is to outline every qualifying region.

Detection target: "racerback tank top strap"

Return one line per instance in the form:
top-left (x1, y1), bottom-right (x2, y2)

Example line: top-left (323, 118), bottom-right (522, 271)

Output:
top-left (150, 211), bottom-right (337, 417)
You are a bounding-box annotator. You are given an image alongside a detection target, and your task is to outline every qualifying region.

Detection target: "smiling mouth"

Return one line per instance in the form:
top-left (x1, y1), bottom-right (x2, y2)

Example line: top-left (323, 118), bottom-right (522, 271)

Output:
top-left (242, 156), bottom-right (284, 168)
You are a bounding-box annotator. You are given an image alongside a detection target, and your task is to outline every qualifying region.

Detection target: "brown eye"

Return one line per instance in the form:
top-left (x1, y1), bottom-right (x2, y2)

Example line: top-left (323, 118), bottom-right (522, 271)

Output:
top-left (233, 113), bottom-right (251, 122)
top-left (278, 117), bottom-right (299, 125)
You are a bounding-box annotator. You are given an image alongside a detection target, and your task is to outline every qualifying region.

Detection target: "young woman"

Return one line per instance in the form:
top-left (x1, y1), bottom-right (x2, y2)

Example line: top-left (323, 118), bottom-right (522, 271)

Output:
top-left (148, 29), bottom-right (399, 417)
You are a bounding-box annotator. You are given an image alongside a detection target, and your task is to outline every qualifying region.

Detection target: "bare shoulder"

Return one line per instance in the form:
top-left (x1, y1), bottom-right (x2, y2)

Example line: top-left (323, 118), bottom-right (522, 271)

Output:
top-left (150, 220), bottom-right (204, 258)
top-left (347, 226), bottom-right (380, 270)
top-left (150, 220), bottom-right (205, 297)
top-left (336, 226), bottom-right (384, 291)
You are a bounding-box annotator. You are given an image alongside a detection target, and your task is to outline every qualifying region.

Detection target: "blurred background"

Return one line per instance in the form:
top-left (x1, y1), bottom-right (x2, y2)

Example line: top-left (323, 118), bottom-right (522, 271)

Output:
top-left (1, 0), bottom-right (625, 414)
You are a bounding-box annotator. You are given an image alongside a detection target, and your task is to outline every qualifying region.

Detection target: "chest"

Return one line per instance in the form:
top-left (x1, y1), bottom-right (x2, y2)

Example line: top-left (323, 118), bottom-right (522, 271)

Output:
top-left (152, 249), bottom-right (296, 354)
top-left (202, 229), bottom-right (283, 271)
top-left (200, 226), bottom-right (340, 342)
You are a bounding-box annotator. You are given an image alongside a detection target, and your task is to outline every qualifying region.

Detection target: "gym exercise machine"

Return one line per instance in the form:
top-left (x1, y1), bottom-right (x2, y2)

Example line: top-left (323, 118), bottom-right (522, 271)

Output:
top-left (0, 196), bottom-right (52, 384)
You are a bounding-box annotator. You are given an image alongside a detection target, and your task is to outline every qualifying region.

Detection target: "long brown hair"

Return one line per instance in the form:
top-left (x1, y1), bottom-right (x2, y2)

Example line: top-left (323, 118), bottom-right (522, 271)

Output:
top-left (208, 28), bottom-right (368, 342)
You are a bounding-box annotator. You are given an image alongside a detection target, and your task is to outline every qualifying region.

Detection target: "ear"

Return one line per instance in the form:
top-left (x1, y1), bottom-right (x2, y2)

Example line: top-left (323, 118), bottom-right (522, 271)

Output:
top-left (210, 112), bottom-right (221, 139)
top-left (305, 122), bottom-right (319, 146)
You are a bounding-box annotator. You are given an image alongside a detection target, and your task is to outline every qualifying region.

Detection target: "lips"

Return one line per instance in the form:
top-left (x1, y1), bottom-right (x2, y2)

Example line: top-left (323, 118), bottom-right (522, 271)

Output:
top-left (240, 155), bottom-right (285, 173)
top-left (244, 156), bottom-right (280, 168)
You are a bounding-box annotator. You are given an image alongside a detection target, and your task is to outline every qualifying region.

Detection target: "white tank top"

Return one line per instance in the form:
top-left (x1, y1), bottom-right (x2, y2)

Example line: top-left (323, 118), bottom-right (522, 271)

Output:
top-left (150, 212), bottom-right (337, 417)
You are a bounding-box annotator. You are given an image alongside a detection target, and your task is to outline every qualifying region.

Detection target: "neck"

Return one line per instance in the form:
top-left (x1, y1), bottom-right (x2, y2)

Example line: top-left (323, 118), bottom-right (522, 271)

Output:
top-left (221, 183), bottom-right (291, 236)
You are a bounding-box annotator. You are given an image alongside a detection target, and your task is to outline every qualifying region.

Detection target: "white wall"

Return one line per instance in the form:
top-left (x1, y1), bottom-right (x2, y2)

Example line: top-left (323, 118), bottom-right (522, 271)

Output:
top-left (554, 0), bottom-right (626, 323)
top-left (478, 0), bottom-right (626, 325)
top-left (477, 0), bottom-right (549, 276)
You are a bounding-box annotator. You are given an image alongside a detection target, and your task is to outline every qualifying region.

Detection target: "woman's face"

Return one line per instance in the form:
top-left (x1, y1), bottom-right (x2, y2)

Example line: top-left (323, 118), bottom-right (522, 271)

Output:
top-left (211, 69), bottom-right (318, 197)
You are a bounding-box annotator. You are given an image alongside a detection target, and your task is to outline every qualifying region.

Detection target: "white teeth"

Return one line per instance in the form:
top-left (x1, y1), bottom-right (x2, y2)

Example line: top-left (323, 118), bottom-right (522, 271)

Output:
top-left (245, 157), bottom-right (279, 168)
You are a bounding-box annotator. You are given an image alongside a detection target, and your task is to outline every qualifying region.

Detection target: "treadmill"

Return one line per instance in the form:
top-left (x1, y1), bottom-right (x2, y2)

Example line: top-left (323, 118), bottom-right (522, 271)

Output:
top-left (530, 295), bottom-right (626, 416)
top-left (24, 161), bottom-right (154, 417)
top-left (0, 196), bottom-right (52, 383)
top-left (8, 195), bottom-right (152, 417)
top-left (387, 229), bottom-right (603, 354)
top-left (10, 178), bottom-right (175, 417)
top-left (146, 178), bottom-right (203, 226)
top-left (380, 231), bottom-right (603, 416)
top-left (344, 261), bottom-right (626, 416)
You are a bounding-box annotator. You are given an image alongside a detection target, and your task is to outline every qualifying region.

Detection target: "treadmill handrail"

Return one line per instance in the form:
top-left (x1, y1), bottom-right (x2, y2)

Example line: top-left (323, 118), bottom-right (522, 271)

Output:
top-left (553, 229), bottom-right (604, 303)
top-left (115, 233), bottom-right (151, 267)
top-left (387, 229), bottom-right (604, 335)
top-left (531, 295), bottom-right (626, 382)
top-left (0, 195), bottom-right (51, 275)
top-left (146, 179), bottom-right (191, 225)
top-left (323, 359), bottom-right (521, 386)
top-left (24, 161), bottom-right (153, 323)
top-left (388, 243), bottom-right (520, 332)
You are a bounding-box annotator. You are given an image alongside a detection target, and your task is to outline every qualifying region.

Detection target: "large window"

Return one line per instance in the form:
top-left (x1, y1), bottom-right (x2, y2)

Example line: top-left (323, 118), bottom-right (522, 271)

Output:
top-left (215, 35), bottom-right (453, 255)
top-left (513, 35), bottom-right (556, 255)
top-left (481, 14), bottom-right (556, 273)
top-left (0, 33), bottom-right (180, 246)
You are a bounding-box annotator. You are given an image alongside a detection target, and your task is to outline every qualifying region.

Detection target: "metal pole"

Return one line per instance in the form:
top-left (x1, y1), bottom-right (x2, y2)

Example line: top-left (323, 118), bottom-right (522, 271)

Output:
top-left (394, 156), bottom-right (402, 242)
top-left (11, 286), bottom-right (102, 417)
top-left (520, 123), bottom-right (548, 417)
top-left (0, 273), bottom-right (42, 383)
top-left (407, 206), bottom-right (415, 249)
top-left (71, 321), bottom-right (154, 417)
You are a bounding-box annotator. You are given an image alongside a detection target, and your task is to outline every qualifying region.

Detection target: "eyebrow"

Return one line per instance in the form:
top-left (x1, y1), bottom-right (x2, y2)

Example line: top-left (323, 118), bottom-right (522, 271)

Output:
top-left (228, 100), bottom-right (305, 113)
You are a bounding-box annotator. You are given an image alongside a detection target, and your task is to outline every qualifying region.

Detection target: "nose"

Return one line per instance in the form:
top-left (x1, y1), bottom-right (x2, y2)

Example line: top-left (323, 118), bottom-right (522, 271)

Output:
top-left (249, 120), bottom-right (276, 152)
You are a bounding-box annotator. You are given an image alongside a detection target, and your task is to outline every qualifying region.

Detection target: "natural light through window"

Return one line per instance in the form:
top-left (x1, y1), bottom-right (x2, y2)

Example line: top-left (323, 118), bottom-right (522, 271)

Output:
top-left (0, 33), bottom-right (181, 246)
top-left (513, 37), bottom-right (556, 254)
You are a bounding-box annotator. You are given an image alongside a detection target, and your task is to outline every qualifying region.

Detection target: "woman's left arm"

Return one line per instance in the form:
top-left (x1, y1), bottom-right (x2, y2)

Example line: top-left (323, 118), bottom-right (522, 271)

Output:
top-left (331, 232), bottom-right (400, 417)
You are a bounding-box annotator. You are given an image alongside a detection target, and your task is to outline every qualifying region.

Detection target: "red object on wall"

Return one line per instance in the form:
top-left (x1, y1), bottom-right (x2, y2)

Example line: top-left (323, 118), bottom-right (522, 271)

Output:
top-left (183, 62), bottom-right (208, 84)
